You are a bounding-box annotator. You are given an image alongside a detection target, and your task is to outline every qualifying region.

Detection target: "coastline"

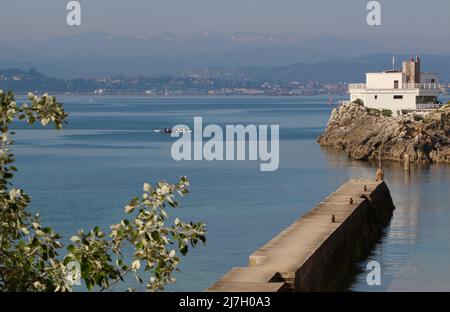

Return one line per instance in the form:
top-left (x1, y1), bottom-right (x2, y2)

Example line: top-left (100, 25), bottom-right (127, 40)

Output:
top-left (318, 101), bottom-right (450, 165)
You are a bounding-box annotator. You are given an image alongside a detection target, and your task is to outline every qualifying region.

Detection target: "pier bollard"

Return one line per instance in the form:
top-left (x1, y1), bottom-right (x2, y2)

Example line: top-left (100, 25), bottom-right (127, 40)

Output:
top-left (349, 197), bottom-right (354, 205)
top-left (364, 185), bottom-right (367, 192)
top-left (331, 215), bottom-right (336, 223)
top-left (375, 168), bottom-right (384, 182)
top-left (404, 154), bottom-right (411, 172)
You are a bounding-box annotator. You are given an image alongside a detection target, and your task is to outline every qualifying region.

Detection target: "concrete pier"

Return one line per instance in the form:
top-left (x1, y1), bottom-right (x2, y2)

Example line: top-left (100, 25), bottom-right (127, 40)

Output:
top-left (207, 179), bottom-right (395, 292)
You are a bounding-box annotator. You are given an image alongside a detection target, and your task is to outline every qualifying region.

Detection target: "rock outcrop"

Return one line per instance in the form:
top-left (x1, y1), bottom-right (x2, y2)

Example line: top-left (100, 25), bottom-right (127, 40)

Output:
top-left (317, 102), bottom-right (450, 165)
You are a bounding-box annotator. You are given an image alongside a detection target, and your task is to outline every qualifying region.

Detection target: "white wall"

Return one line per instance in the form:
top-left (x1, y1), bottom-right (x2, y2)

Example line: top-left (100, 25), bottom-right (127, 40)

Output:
top-left (366, 72), bottom-right (405, 89)
top-left (362, 92), bottom-right (417, 112)
top-left (350, 90), bottom-right (419, 114)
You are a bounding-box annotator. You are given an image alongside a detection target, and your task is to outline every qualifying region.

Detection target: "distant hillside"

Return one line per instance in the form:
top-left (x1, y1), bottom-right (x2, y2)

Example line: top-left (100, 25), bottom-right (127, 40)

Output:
top-left (1, 54), bottom-right (449, 94)
top-left (0, 68), bottom-right (68, 92)
top-left (0, 68), bottom-right (263, 94)
top-left (190, 54), bottom-right (450, 83)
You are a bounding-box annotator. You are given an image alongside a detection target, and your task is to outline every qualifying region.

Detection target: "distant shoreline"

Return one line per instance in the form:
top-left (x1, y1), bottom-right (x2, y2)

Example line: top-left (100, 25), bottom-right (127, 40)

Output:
top-left (11, 92), bottom-right (348, 98)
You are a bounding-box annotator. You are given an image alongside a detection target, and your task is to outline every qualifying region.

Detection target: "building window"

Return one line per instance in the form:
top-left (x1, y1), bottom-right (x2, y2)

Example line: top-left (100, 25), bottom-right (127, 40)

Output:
top-left (393, 95), bottom-right (403, 100)
top-left (394, 80), bottom-right (399, 89)
top-left (374, 95), bottom-right (378, 99)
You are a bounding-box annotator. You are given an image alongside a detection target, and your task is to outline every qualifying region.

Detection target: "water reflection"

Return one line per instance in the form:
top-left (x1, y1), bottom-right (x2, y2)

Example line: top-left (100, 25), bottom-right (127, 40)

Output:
top-left (348, 160), bottom-right (450, 291)
top-left (319, 143), bottom-right (450, 291)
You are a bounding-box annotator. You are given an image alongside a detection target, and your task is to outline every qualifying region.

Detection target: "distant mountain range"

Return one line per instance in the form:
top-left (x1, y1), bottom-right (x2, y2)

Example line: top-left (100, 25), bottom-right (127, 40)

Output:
top-left (0, 32), bottom-right (381, 78)
top-left (0, 32), bottom-right (449, 82)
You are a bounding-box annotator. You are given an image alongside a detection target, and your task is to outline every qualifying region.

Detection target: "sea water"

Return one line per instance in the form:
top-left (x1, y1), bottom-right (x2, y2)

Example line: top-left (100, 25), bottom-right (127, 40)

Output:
top-left (11, 95), bottom-right (450, 291)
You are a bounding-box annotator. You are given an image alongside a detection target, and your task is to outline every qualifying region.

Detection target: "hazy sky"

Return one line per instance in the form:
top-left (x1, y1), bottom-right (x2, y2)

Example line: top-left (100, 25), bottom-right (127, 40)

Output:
top-left (1, 0), bottom-right (450, 52)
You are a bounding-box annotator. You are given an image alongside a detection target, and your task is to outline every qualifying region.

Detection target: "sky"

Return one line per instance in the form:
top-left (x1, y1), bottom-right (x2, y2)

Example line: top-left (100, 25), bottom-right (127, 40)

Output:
top-left (1, 0), bottom-right (450, 53)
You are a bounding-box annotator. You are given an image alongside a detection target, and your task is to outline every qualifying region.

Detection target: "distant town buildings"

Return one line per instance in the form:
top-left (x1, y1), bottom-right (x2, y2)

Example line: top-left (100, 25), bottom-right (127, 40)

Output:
top-left (3, 66), bottom-right (445, 98)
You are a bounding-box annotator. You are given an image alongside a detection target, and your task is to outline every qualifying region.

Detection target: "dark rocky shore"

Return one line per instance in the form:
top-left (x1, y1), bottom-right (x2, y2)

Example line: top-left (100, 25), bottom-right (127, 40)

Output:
top-left (318, 102), bottom-right (450, 165)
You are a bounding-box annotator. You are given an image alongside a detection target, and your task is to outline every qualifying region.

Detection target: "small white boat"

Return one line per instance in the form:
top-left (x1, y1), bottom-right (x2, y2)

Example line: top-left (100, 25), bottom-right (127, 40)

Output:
top-left (154, 128), bottom-right (192, 134)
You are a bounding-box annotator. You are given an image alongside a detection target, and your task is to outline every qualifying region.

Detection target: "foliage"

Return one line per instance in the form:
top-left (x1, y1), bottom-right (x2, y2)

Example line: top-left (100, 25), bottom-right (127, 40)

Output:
top-left (352, 99), bottom-right (364, 106)
top-left (381, 109), bottom-right (393, 117)
top-left (365, 108), bottom-right (393, 118)
top-left (367, 108), bottom-right (380, 116)
top-left (0, 90), bottom-right (206, 292)
top-left (413, 114), bottom-right (425, 122)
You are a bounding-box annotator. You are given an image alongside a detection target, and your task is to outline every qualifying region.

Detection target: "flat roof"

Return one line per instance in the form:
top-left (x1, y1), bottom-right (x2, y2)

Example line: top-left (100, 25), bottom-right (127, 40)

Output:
top-left (365, 71), bottom-right (439, 75)
top-left (365, 71), bottom-right (403, 74)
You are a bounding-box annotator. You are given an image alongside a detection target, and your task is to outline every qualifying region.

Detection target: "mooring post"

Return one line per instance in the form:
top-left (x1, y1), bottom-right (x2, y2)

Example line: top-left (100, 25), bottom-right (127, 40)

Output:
top-left (404, 153), bottom-right (410, 172)
top-left (375, 144), bottom-right (384, 182)
top-left (378, 144), bottom-right (383, 169)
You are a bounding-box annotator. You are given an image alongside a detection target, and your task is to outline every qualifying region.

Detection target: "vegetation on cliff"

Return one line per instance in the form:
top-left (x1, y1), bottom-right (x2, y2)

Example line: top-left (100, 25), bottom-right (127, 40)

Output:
top-left (318, 101), bottom-right (450, 164)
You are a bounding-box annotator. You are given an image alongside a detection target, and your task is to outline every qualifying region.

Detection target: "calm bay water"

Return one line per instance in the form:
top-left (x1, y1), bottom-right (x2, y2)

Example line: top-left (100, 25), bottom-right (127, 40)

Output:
top-left (11, 95), bottom-right (450, 291)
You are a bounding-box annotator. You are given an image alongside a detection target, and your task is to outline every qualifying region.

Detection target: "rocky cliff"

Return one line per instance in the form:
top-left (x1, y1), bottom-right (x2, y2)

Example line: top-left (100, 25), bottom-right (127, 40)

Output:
top-left (317, 102), bottom-right (450, 165)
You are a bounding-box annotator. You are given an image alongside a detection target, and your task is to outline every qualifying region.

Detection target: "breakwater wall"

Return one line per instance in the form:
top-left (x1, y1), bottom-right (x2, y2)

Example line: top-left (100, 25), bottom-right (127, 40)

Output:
top-left (207, 179), bottom-right (395, 292)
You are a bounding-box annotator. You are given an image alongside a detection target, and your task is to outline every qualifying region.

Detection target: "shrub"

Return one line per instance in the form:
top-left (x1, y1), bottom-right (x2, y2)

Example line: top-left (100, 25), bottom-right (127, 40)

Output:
top-left (353, 99), bottom-right (364, 106)
top-left (381, 109), bottom-right (393, 117)
top-left (413, 114), bottom-right (424, 122)
top-left (0, 90), bottom-right (206, 292)
top-left (367, 108), bottom-right (380, 116)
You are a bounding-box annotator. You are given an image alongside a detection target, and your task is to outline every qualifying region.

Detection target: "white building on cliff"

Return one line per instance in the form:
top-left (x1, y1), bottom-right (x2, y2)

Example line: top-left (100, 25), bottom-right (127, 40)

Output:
top-left (347, 56), bottom-right (446, 115)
